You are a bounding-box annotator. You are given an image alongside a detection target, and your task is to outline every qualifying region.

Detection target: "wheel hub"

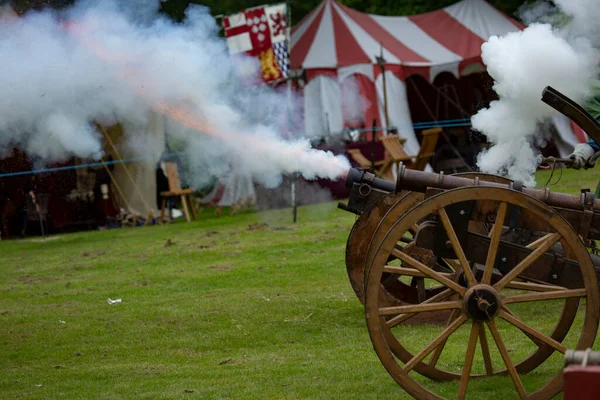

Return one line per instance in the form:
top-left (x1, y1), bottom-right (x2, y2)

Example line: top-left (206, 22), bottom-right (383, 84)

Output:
top-left (463, 284), bottom-right (501, 321)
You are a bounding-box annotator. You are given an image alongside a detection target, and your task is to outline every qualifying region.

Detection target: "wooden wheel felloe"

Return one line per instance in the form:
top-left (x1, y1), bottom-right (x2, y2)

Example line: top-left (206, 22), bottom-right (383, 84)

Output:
top-left (345, 191), bottom-right (424, 305)
top-left (365, 187), bottom-right (599, 399)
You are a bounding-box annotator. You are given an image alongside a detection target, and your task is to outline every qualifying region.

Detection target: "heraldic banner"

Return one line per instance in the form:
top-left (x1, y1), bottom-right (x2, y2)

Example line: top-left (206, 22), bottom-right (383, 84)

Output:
top-left (222, 3), bottom-right (289, 85)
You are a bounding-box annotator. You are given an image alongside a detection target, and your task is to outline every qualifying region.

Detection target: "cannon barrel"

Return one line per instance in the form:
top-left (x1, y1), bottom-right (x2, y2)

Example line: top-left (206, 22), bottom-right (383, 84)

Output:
top-left (345, 167), bottom-right (396, 192)
top-left (345, 167), bottom-right (600, 212)
top-left (565, 349), bottom-right (600, 366)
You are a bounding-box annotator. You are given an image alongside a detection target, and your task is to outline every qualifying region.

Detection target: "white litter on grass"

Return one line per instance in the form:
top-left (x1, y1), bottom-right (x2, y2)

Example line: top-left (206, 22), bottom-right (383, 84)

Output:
top-left (59, 320), bottom-right (66, 324)
top-left (107, 298), bottom-right (122, 305)
top-left (172, 209), bottom-right (184, 219)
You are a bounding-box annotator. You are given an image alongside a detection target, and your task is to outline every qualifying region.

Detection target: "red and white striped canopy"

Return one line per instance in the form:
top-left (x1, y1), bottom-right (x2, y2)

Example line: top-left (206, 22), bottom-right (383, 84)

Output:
top-left (291, 0), bottom-right (524, 81)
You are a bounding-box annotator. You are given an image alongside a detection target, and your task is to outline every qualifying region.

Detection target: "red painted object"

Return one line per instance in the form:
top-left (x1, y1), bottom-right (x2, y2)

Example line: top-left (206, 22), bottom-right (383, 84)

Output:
top-left (564, 365), bottom-right (600, 399)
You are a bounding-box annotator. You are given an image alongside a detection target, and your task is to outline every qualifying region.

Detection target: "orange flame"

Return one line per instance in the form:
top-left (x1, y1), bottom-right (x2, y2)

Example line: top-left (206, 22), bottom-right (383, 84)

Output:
top-left (61, 20), bottom-right (350, 178)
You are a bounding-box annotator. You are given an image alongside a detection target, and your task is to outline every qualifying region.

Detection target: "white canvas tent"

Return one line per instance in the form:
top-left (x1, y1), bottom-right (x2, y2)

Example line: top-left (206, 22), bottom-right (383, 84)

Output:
top-left (291, 0), bottom-right (585, 156)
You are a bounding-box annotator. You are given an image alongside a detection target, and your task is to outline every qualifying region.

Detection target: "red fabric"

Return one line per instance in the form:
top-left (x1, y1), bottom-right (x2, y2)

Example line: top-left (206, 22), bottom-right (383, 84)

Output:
top-left (459, 57), bottom-right (484, 76)
top-left (205, 185), bottom-right (226, 206)
top-left (331, 4), bottom-right (370, 66)
top-left (290, 3), bottom-right (326, 69)
top-left (354, 74), bottom-right (380, 132)
top-left (570, 121), bottom-right (588, 143)
top-left (306, 68), bottom-right (338, 80)
top-left (223, 8), bottom-right (286, 84)
top-left (564, 365), bottom-right (600, 400)
top-left (409, 10), bottom-right (485, 60)
top-left (338, 2), bottom-right (428, 63)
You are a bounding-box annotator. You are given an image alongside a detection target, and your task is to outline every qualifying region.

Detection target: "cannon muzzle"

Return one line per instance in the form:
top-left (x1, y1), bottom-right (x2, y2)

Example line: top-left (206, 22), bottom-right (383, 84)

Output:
top-left (345, 168), bottom-right (396, 193)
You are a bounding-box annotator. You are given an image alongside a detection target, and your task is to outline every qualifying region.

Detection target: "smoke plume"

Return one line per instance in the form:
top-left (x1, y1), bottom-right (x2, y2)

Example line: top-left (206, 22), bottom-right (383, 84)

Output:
top-left (0, 0), bottom-right (349, 188)
top-left (473, 0), bottom-right (600, 187)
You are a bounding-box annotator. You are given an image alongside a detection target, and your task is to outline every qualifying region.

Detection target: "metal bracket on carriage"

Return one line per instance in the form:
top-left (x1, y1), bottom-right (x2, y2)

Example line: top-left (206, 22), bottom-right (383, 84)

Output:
top-left (339, 168), bottom-right (396, 215)
top-left (343, 182), bottom-right (390, 215)
top-left (579, 189), bottom-right (595, 245)
top-left (508, 181), bottom-right (523, 230)
top-left (549, 253), bottom-right (567, 284)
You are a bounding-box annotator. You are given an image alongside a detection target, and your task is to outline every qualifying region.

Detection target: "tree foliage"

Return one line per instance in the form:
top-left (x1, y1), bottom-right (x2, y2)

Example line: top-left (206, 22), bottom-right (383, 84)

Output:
top-left (7, 0), bottom-right (532, 25)
top-left (160, 0), bottom-right (531, 25)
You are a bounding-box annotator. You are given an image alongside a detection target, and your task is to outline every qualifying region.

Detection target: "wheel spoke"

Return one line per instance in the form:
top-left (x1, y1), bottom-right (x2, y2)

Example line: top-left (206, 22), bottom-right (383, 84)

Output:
top-left (442, 258), bottom-right (460, 272)
top-left (458, 322), bottom-right (480, 400)
top-left (386, 289), bottom-right (454, 328)
top-left (505, 280), bottom-right (567, 292)
top-left (383, 265), bottom-right (454, 279)
top-left (429, 308), bottom-right (460, 367)
top-left (526, 233), bottom-right (556, 250)
top-left (383, 266), bottom-right (426, 278)
top-left (478, 323), bottom-right (494, 375)
top-left (503, 288), bottom-right (587, 304)
top-left (499, 310), bottom-right (567, 353)
top-left (494, 233), bottom-right (561, 291)
top-left (379, 300), bottom-right (462, 316)
top-left (438, 208), bottom-right (476, 287)
top-left (482, 202), bottom-right (508, 284)
top-left (403, 314), bottom-right (468, 372)
top-left (392, 248), bottom-right (466, 295)
top-left (487, 319), bottom-right (527, 399)
top-left (502, 306), bottom-right (543, 347)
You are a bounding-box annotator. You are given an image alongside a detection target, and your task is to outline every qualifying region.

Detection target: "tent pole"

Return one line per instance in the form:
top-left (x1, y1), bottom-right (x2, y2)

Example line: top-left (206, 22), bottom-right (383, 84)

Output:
top-left (98, 124), bottom-right (156, 218)
top-left (285, 0), bottom-right (297, 224)
top-left (376, 45), bottom-right (389, 132)
top-left (371, 119), bottom-right (377, 170)
top-left (99, 155), bottom-right (133, 224)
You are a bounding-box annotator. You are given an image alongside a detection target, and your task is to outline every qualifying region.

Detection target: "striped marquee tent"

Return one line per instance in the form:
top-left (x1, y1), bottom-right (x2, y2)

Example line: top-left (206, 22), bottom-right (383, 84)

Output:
top-left (291, 0), bottom-right (526, 155)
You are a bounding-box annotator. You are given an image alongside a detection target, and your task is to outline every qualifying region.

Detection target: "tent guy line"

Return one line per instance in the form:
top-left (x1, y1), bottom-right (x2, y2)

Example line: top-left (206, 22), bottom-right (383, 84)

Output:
top-left (0, 156), bottom-right (150, 179)
top-left (0, 117), bottom-right (474, 179)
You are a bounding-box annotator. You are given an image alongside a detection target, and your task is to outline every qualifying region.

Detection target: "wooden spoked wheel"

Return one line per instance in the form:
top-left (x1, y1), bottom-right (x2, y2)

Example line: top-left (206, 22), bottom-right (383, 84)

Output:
top-left (365, 187), bottom-right (599, 399)
top-left (358, 175), bottom-right (582, 379)
top-left (345, 191), bottom-right (424, 305)
top-left (346, 173), bottom-right (512, 307)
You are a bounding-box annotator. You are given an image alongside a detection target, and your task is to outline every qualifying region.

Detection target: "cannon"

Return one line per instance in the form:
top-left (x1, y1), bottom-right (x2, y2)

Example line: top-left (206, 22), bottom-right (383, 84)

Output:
top-left (338, 87), bottom-right (600, 399)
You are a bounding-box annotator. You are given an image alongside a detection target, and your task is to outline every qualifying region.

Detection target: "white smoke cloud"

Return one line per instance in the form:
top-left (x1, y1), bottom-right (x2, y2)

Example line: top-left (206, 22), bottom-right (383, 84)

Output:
top-left (341, 76), bottom-right (370, 127)
top-left (473, 1), bottom-right (600, 187)
top-left (554, 0), bottom-right (600, 48)
top-left (0, 0), bottom-right (349, 187)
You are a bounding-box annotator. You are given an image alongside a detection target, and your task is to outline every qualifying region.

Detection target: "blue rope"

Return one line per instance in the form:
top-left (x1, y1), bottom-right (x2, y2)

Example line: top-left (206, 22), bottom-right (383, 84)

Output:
top-left (0, 117), bottom-right (474, 178)
top-left (413, 118), bottom-right (471, 127)
top-left (335, 119), bottom-right (472, 135)
top-left (0, 157), bottom-right (150, 179)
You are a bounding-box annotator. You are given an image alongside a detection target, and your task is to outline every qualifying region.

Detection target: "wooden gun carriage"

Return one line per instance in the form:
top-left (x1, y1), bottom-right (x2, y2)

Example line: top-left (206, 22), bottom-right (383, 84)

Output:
top-left (338, 87), bottom-right (600, 399)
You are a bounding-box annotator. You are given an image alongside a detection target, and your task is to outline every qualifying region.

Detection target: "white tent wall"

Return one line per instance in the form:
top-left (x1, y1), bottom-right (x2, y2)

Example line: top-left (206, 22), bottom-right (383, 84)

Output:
top-left (109, 111), bottom-right (165, 217)
top-left (303, 75), bottom-right (343, 137)
top-left (551, 115), bottom-right (584, 157)
top-left (216, 171), bottom-right (257, 207)
top-left (375, 71), bottom-right (419, 153)
top-left (302, 69), bottom-right (421, 156)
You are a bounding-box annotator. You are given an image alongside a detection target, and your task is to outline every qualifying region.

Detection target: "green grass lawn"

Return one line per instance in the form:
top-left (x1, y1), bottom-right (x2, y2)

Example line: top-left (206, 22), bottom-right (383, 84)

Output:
top-left (1, 168), bottom-right (598, 399)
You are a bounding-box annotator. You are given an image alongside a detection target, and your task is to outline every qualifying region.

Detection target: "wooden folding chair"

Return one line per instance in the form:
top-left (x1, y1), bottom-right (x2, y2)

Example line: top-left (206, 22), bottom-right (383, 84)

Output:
top-left (378, 135), bottom-right (411, 176)
top-left (347, 137), bottom-right (407, 179)
top-left (379, 128), bottom-right (441, 172)
top-left (412, 128), bottom-right (441, 171)
top-left (347, 149), bottom-right (387, 173)
top-left (160, 162), bottom-right (196, 223)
